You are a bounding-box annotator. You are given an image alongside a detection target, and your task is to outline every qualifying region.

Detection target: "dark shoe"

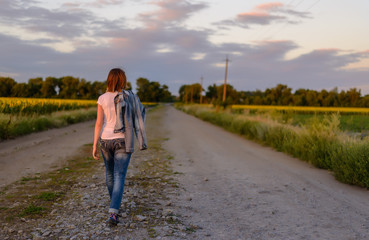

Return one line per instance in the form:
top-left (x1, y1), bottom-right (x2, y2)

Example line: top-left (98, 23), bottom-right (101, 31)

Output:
top-left (107, 213), bottom-right (119, 225)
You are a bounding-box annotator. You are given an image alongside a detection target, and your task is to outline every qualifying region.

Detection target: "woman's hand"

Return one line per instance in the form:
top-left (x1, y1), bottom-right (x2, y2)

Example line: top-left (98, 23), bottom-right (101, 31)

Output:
top-left (93, 104), bottom-right (104, 161)
top-left (93, 144), bottom-right (99, 160)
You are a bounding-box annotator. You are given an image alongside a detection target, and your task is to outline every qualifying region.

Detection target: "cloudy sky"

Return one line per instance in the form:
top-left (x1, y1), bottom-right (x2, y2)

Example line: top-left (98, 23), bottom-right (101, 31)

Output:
top-left (1, 0), bottom-right (369, 95)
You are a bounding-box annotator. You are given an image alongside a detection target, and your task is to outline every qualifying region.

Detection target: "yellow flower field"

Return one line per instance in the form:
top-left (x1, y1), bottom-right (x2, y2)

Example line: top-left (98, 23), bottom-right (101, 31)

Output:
top-left (0, 97), bottom-right (96, 115)
top-left (232, 105), bottom-right (369, 114)
top-left (0, 97), bottom-right (157, 140)
top-left (0, 97), bottom-right (157, 115)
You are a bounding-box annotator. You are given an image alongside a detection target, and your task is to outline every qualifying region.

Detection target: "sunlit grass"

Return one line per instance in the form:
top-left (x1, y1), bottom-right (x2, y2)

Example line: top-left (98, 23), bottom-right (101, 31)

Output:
top-left (177, 104), bottom-right (369, 189)
top-left (0, 107), bottom-right (97, 139)
top-left (232, 104), bottom-right (369, 114)
top-left (0, 97), bottom-right (96, 115)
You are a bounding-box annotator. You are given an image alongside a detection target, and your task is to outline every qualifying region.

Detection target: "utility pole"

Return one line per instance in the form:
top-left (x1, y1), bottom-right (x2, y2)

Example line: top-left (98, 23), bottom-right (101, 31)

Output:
top-left (223, 56), bottom-right (229, 102)
top-left (191, 85), bottom-right (194, 104)
top-left (200, 76), bottom-right (203, 104)
top-left (185, 88), bottom-right (188, 104)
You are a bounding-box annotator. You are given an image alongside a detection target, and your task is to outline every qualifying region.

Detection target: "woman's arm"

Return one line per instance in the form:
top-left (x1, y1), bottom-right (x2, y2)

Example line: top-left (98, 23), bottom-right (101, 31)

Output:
top-left (93, 104), bottom-right (104, 160)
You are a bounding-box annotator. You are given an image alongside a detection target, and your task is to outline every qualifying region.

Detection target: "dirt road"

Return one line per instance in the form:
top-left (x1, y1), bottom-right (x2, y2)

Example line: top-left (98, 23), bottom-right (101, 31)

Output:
top-left (162, 106), bottom-right (369, 240)
top-left (1, 106), bottom-right (369, 239)
top-left (0, 120), bottom-right (95, 187)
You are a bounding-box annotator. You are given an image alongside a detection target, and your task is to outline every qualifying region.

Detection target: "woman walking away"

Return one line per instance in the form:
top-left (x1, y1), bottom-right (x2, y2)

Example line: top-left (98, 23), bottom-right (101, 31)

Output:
top-left (92, 68), bottom-right (147, 226)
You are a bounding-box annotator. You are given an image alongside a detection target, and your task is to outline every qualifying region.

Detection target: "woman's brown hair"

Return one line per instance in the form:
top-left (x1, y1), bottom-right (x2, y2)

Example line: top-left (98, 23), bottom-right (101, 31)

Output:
top-left (106, 68), bottom-right (127, 92)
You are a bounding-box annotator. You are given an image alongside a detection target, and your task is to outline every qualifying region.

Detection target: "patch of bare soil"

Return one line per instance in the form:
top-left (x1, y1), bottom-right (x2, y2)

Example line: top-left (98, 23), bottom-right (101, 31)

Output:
top-left (0, 120), bottom-right (96, 188)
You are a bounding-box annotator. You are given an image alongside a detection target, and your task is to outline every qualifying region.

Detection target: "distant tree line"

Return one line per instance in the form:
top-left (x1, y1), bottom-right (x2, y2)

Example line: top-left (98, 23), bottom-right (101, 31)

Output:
top-left (0, 76), bottom-right (110, 99)
top-left (0, 76), bottom-right (175, 102)
top-left (4, 74), bottom-right (367, 107)
top-left (179, 83), bottom-right (369, 108)
top-left (136, 77), bottom-right (175, 102)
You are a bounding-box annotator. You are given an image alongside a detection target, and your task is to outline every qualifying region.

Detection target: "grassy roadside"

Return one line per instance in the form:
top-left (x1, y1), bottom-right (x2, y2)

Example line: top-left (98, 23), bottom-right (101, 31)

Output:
top-left (233, 109), bottom-right (369, 133)
top-left (0, 103), bottom-right (159, 140)
top-left (176, 104), bottom-right (369, 189)
top-left (0, 108), bottom-right (97, 140)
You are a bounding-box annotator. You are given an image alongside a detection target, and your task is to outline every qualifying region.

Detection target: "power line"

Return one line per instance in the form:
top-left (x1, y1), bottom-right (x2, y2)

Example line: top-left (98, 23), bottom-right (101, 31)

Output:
top-left (250, 0), bottom-right (297, 41)
top-left (200, 76), bottom-right (203, 104)
top-left (223, 56), bottom-right (230, 102)
top-left (305, 0), bottom-right (321, 11)
top-left (262, 0), bottom-right (322, 41)
top-left (255, 0), bottom-right (306, 41)
top-left (293, 0), bottom-right (306, 9)
top-left (286, 0), bottom-right (298, 6)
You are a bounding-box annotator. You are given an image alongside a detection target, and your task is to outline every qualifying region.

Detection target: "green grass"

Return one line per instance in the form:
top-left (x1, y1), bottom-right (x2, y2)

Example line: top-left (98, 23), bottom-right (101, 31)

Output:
top-left (36, 192), bottom-right (64, 201)
top-left (0, 107), bottom-right (97, 140)
top-left (20, 176), bottom-right (40, 182)
top-left (331, 141), bottom-right (369, 187)
top-left (279, 113), bottom-right (369, 132)
top-left (148, 228), bottom-right (157, 238)
top-left (231, 108), bottom-right (369, 133)
top-left (19, 204), bottom-right (46, 217)
top-left (178, 104), bottom-right (369, 188)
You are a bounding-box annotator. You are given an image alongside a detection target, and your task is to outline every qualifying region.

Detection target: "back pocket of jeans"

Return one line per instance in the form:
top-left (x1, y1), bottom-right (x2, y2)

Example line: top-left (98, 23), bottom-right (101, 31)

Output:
top-left (115, 138), bottom-right (126, 151)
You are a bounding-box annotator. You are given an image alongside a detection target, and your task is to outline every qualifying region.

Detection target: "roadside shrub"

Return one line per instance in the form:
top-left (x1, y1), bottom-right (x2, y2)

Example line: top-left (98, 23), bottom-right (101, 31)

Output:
top-left (296, 115), bottom-right (341, 169)
top-left (0, 108), bottom-right (97, 140)
top-left (331, 140), bottom-right (369, 188)
top-left (177, 104), bottom-right (369, 188)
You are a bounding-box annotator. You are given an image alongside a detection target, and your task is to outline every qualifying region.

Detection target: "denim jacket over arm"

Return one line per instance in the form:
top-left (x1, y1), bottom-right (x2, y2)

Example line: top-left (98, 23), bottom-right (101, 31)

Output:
top-left (113, 90), bottom-right (147, 153)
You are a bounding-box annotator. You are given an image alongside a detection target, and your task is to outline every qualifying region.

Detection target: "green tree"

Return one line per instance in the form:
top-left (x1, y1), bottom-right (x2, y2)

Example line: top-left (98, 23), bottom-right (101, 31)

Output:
top-left (179, 83), bottom-right (202, 103)
top-left (306, 90), bottom-right (319, 106)
top-left (40, 77), bottom-right (58, 98)
top-left (0, 77), bottom-right (16, 97)
top-left (90, 81), bottom-right (106, 99)
top-left (205, 84), bottom-right (218, 103)
top-left (179, 85), bottom-right (190, 103)
top-left (293, 89), bottom-right (307, 106)
top-left (326, 87), bottom-right (339, 107)
top-left (126, 82), bottom-right (132, 91)
top-left (136, 78), bottom-right (150, 101)
top-left (59, 76), bottom-right (79, 99)
top-left (238, 91), bottom-right (253, 104)
top-left (28, 77), bottom-right (43, 97)
top-left (215, 84), bottom-right (239, 105)
top-left (346, 88), bottom-right (361, 107)
top-left (77, 78), bottom-right (92, 99)
top-left (11, 83), bottom-right (30, 97)
top-left (317, 89), bottom-right (329, 106)
top-left (160, 84), bottom-right (173, 102)
top-left (264, 84), bottom-right (292, 105)
top-left (147, 81), bottom-right (161, 102)
top-left (137, 78), bottom-right (173, 102)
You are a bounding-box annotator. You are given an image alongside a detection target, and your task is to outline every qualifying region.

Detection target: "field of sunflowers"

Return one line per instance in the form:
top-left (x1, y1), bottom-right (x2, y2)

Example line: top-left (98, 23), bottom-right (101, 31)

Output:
top-left (0, 98), bottom-right (96, 115)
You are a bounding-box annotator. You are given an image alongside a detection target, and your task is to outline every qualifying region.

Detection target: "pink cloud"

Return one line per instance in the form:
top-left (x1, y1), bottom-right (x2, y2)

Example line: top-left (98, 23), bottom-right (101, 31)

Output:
top-left (138, 0), bottom-right (207, 29)
top-left (62, 2), bottom-right (81, 8)
top-left (255, 2), bottom-right (283, 11)
top-left (237, 2), bottom-right (284, 23)
top-left (63, 0), bottom-right (122, 9)
top-left (236, 10), bottom-right (284, 25)
top-left (153, 0), bottom-right (187, 22)
top-left (86, 0), bottom-right (123, 7)
top-left (217, 1), bottom-right (309, 29)
top-left (238, 12), bottom-right (269, 18)
top-left (109, 37), bottom-right (130, 48)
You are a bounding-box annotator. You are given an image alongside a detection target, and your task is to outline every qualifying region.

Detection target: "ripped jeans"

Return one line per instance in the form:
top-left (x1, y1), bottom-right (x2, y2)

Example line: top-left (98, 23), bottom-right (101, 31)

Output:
top-left (100, 138), bottom-right (132, 214)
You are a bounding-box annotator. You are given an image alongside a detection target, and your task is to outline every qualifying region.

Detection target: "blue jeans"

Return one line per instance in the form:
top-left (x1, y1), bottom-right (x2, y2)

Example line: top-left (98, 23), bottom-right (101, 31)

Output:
top-left (100, 138), bottom-right (132, 214)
